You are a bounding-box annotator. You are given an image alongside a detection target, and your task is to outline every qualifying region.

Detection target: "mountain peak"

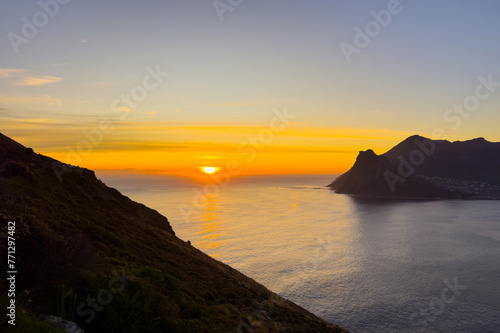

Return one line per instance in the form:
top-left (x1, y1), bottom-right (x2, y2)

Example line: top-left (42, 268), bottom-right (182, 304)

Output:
top-left (329, 135), bottom-right (500, 199)
top-left (453, 137), bottom-right (489, 144)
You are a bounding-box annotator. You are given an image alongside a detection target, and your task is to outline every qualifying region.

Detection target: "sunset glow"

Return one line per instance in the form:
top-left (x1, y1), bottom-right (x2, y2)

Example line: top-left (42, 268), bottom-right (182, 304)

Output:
top-left (2, 1), bottom-right (500, 332)
top-left (1, 1), bottom-right (499, 177)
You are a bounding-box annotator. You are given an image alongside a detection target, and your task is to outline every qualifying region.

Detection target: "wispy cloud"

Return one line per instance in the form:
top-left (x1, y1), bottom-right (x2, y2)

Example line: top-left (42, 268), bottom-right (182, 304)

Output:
top-left (208, 100), bottom-right (276, 108)
top-left (0, 68), bottom-right (63, 86)
top-left (113, 122), bottom-right (410, 140)
top-left (116, 106), bottom-right (135, 112)
top-left (16, 76), bottom-right (63, 86)
top-left (0, 94), bottom-right (62, 106)
top-left (0, 68), bottom-right (27, 77)
top-left (0, 108), bottom-right (101, 123)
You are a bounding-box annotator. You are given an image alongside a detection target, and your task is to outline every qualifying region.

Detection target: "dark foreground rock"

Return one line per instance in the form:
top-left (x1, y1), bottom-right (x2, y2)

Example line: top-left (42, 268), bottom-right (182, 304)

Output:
top-left (0, 132), bottom-right (348, 333)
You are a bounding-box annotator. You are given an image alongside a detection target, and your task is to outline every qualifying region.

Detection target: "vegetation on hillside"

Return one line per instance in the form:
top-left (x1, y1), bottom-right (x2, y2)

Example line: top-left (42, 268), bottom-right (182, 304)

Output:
top-left (0, 133), bottom-right (348, 333)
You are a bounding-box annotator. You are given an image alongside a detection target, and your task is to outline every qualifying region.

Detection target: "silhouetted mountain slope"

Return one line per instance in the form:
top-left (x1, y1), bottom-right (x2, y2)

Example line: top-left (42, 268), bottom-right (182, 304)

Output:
top-left (329, 135), bottom-right (500, 199)
top-left (0, 132), bottom-right (348, 333)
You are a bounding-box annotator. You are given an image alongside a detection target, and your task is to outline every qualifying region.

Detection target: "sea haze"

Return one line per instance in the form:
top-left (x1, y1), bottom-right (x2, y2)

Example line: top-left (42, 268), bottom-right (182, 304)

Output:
top-left (98, 172), bottom-right (500, 333)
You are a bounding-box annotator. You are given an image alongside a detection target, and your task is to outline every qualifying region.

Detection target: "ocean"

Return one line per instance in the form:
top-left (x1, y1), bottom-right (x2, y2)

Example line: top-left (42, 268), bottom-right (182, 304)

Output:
top-left (97, 172), bottom-right (500, 333)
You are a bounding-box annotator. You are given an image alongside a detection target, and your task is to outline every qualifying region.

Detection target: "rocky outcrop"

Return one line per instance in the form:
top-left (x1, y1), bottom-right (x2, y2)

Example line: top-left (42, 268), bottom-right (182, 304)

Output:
top-left (328, 135), bottom-right (500, 199)
top-left (329, 149), bottom-right (393, 195)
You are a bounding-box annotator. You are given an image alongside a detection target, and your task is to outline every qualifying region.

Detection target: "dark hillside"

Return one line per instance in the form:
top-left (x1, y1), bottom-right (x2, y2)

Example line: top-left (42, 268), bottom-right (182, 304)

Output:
top-left (0, 132), bottom-right (348, 333)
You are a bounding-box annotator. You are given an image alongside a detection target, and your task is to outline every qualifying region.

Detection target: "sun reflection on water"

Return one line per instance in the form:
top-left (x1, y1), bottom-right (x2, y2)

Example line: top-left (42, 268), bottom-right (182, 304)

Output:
top-left (198, 192), bottom-right (222, 258)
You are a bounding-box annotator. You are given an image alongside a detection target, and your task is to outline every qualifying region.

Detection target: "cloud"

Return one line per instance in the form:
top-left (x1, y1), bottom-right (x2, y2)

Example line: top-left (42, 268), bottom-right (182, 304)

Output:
top-left (81, 39), bottom-right (88, 43)
top-left (16, 76), bottom-right (64, 86)
top-left (116, 106), bottom-right (135, 112)
top-left (208, 100), bottom-right (272, 108)
top-left (0, 68), bottom-right (27, 77)
top-left (113, 123), bottom-right (408, 140)
top-left (145, 110), bottom-right (157, 119)
top-left (0, 68), bottom-right (63, 86)
top-left (0, 94), bottom-right (62, 106)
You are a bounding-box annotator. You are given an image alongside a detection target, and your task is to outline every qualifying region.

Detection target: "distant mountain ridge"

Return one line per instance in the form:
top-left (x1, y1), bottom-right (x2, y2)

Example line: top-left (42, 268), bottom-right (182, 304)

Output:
top-left (328, 135), bottom-right (500, 199)
top-left (0, 132), bottom-right (348, 332)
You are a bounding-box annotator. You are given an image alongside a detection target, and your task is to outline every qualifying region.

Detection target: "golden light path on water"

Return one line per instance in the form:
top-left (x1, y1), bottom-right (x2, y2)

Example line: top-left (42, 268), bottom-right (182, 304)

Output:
top-left (198, 193), bottom-right (222, 258)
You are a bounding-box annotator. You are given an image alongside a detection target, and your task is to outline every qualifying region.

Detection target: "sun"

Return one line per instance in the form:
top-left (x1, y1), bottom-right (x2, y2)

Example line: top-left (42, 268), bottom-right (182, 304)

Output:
top-left (200, 166), bottom-right (220, 174)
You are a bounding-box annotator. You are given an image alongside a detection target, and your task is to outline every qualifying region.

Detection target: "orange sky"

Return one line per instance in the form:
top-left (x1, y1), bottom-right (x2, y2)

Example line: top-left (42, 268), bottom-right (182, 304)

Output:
top-left (2, 117), bottom-right (416, 177)
top-left (2, 1), bottom-right (500, 179)
top-left (3, 109), bottom-right (498, 179)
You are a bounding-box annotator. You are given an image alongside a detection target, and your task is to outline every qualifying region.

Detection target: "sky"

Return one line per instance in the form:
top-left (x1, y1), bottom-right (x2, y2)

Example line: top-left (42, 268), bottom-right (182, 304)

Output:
top-left (1, 0), bottom-right (500, 176)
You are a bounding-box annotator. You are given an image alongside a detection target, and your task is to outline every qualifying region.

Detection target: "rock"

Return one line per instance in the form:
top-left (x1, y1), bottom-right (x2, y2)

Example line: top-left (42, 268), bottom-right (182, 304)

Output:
top-left (328, 135), bottom-right (500, 199)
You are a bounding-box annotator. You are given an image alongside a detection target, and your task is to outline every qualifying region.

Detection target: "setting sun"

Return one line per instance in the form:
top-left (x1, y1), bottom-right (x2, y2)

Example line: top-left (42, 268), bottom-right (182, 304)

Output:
top-left (200, 166), bottom-right (220, 174)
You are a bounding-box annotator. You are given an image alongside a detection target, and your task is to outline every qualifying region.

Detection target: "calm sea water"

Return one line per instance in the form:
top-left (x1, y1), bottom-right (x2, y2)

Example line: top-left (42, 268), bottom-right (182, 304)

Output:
top-left (97, 172), bottom-right (500, 333)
